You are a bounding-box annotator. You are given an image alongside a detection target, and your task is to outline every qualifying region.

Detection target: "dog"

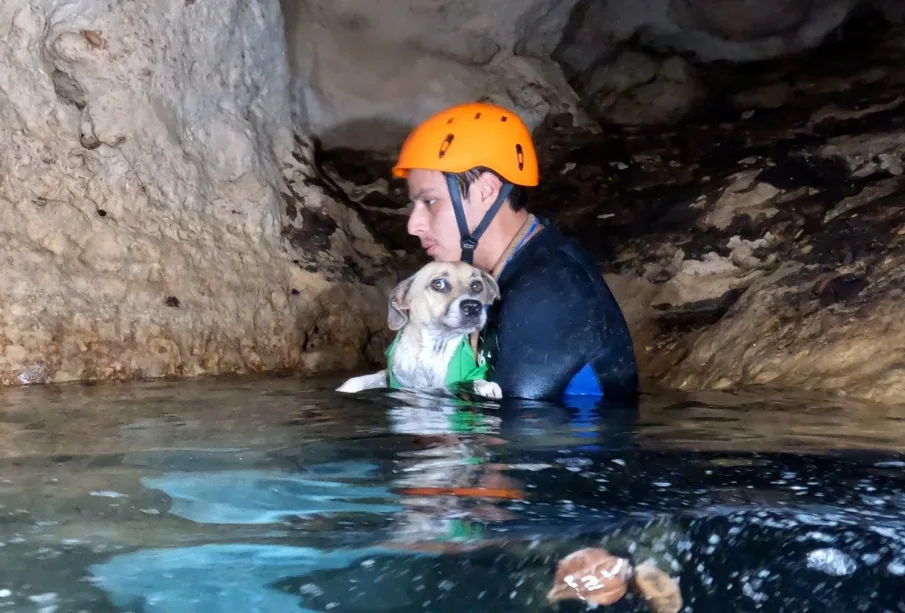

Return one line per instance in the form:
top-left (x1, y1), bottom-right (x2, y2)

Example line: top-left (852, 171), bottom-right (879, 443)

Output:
top-left (336, 260), bottom-right (503, 399)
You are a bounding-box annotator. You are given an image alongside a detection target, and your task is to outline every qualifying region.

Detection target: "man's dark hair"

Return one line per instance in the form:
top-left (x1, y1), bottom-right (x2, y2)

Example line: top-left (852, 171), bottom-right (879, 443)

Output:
top-left (450, 166), bottom-right (527, 211)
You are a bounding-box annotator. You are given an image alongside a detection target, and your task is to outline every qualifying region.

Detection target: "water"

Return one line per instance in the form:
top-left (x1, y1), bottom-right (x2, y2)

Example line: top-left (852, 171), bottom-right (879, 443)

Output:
top-left (0, 375), bottom-right (904, 612)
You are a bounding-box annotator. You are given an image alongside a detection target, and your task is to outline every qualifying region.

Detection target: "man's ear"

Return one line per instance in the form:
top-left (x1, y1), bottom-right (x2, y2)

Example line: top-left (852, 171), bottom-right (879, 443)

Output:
top-left (387, 275), bottom-right (415, 331)
top-left (475, 171), bottom-right (502, 211)
top-left (480, 270), bottom-right (501, 304)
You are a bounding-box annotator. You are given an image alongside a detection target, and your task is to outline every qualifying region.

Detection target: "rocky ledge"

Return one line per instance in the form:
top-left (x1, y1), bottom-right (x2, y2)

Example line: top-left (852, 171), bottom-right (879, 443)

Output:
top-left (323, 15), bottom-right (905, 404)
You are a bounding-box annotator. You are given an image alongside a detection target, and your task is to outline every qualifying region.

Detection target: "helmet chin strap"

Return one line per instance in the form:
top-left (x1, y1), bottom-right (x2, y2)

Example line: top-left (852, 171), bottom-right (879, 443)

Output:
top-left (445, 173), bottom-right (514, 266)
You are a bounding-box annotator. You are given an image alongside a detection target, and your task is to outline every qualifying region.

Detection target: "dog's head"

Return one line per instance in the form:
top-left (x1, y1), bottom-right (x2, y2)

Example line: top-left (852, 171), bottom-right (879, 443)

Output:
top-left (387, 261), bottom-right (501, 335)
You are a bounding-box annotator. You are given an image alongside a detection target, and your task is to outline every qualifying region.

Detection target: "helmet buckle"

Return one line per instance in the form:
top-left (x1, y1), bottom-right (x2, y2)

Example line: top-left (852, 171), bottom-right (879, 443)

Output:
top-left (460, 236), bottom-right (478, 250)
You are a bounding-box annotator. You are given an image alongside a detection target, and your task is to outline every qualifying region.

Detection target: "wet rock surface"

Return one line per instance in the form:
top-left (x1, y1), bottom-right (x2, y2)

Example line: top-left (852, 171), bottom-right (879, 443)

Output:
top-left (5, 0), bottom-right (904, 397)
top-left (580, 51), bottom-right (707, 126)
top-left (0, 0), bottom-right (402, 386)
top-left (323, 14), bottom-right (905, 403)
top-left (531, 15), bottom-right (905, 403)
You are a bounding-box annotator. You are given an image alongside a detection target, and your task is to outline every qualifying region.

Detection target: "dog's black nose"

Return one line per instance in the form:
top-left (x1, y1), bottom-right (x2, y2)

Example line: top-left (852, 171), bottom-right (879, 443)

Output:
top-left (460, 299), bottom-right (482, 317)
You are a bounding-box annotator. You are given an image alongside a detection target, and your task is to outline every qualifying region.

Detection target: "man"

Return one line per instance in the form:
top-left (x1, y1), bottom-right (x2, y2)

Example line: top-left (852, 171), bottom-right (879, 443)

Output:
top-left (392, 101), bottom-right (639, 402)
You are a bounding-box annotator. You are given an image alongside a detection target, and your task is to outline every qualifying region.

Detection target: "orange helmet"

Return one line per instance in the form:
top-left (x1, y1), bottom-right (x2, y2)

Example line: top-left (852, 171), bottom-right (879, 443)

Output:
top-left (392, 101), bottom-right (539, 187)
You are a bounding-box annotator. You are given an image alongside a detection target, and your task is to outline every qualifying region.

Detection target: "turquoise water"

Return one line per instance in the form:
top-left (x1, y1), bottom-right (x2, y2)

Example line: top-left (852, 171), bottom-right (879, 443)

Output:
top-left (0, 375), bottom-right (903, 612)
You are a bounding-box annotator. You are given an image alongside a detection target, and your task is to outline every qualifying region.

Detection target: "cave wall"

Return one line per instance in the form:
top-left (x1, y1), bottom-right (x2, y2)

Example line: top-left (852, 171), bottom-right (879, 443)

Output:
top-left (2, 0), bottom-right (905, 403)
top-left (278, 0), bottom-right (595, 153)
top-left (528, 12), bottom-right (905, 405)
top-left (0, 0), bottom-right (394, 385)
top-left (290, 0), bottom-right (905, 405)
top-left (280, 0), bottom-right (905, 151)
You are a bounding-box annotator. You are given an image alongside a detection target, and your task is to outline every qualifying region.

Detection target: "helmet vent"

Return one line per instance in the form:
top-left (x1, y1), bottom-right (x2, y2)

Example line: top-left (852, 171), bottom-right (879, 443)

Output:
top-left (516, 143), bottom-right (524, 170)
top-left (474, 112), bottom-right (482, 119)
top-left (439, 133), bottom-right (455, 158)
top-left (500, 116), bottom-right (508, 122)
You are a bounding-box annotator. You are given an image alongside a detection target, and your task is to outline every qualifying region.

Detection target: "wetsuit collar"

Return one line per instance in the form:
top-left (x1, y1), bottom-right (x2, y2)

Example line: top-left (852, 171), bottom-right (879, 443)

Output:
top-left (445, 173), bottom-right (514, 266)
top-left (467, 213), bottom-right (543, 359)
top-left (490, 213), bottom-right (542, 281)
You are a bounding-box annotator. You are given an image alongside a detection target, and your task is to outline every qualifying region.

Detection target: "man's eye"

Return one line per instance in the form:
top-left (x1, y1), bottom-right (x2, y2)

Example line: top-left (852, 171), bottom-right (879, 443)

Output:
top-left (425, 199), bottom-right (436, 207)
top-left (430, 278), bottom-right (448, 291)
top-left (470, 281), bottom-right (483, 293)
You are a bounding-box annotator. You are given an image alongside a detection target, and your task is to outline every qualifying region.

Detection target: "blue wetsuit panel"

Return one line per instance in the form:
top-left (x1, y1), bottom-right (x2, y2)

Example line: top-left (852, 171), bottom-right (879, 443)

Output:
top-left (564, 363), bottom-right (602, 396)
top-left (479, 222), bottom-right (639, 402)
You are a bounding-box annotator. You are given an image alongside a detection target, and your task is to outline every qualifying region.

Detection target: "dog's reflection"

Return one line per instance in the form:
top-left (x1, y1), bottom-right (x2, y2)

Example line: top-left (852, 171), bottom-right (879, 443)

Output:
top-left (373, 388), bottom-right (639, 553)
top-left (378, 390), bottom-right (523, 552)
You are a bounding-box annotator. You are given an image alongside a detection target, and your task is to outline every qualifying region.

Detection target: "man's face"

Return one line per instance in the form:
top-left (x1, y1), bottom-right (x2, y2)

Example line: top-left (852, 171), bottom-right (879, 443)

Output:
top-left (406, 169), bottom-right (489, 262)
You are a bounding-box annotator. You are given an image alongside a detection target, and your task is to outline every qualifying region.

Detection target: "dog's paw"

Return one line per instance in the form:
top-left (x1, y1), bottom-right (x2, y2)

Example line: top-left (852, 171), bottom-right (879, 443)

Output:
top-left (473, 380), bottom-right (503, 399)
top-left (336, 379), bottom-right (363, 393)
top-left (336, 372), bottom-right (386, 393)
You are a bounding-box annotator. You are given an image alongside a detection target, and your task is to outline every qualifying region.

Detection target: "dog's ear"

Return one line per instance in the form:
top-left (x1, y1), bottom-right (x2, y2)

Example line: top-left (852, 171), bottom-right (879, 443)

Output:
top-left (387, 275), bottom-right (414, 331)
top-left (480, 270), bottom-right (501, 304)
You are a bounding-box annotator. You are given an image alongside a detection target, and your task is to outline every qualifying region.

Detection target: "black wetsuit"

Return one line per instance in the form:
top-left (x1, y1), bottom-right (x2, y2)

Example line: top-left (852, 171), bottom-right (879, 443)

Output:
top-left (478, 219), bottom-right (639, 402)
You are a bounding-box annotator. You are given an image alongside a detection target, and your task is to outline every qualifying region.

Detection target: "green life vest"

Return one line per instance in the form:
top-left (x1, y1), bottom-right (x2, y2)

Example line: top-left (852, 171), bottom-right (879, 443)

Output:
top-left (385, 332), bottom-right (488, 390)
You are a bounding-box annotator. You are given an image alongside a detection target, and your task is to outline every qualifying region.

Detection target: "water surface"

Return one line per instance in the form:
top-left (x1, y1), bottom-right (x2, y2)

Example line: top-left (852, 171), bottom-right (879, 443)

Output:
top-left (0, 375), bottom-right (903, 612)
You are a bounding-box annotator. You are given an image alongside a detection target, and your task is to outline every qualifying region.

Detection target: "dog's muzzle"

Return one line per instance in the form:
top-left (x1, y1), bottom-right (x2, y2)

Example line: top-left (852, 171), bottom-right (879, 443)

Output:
top-left (459, 299), bottom-right (482, 319)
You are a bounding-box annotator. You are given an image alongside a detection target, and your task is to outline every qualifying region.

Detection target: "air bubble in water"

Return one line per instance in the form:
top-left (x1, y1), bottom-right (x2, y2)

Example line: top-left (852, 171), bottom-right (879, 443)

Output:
top-left (887, 559), bottom-right (905, 576)
top-left (806, 548), bottom-right (857, 577)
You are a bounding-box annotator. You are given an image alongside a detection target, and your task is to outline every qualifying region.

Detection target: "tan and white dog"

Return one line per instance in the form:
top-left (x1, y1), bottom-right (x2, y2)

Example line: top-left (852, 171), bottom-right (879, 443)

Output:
top-left (336, 261), bottom-right (503, 399)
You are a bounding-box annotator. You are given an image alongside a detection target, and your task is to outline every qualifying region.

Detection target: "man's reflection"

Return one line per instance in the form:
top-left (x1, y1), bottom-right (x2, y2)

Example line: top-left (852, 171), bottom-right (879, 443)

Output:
top-left (378, 389), bottom-right (638, 552)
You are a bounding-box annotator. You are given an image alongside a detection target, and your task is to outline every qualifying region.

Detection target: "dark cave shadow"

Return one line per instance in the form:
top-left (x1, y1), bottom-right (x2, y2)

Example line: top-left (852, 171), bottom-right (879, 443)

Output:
top-left (315, 116), bottom-right (418, 160)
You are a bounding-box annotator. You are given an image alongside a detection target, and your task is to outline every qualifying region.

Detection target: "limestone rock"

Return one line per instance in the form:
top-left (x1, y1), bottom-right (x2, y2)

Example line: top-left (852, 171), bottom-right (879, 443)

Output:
top-left (285, 0), bottom-right (576, 68)
top-left (526, 20), bottom-right (905, 404)
top-left (584, 51), bottom-right (705, 125)
top-left (817, 131), bottom-right (905, 178)
top-left (0, 0), bottom-right (394, 385)
top-left (553, 0), bottom-right (875, 81)
top-left (703, 171), bottom-right (781, 230)
top-left (282, 0), bottom-right (597, 152)
top-left (731, 83), bottom-right (794, 110)
top-left (655, 254), bottom-right (905, 405)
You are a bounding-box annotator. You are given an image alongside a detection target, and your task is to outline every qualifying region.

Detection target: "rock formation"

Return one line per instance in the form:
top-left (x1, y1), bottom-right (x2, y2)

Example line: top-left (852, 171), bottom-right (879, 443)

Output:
top-left (0, 0), bottom-right (395, 385)
top-left (311, 5), bottom-right (905, 405)
top-left (2, 0), bottom-right (904, 403)
top-left (529, 12), bottom-right (905, 405)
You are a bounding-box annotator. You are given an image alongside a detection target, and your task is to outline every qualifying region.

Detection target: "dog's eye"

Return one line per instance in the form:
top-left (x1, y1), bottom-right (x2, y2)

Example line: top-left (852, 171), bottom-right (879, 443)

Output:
top-left (470, 280), bottom-right (483, 293)
top-left (430, 278), bottom-right (448, 292)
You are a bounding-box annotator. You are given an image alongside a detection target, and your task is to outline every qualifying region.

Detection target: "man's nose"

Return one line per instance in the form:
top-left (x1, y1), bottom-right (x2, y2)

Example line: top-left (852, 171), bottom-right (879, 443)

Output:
top-left (407, 203), bottom-right (427, 237)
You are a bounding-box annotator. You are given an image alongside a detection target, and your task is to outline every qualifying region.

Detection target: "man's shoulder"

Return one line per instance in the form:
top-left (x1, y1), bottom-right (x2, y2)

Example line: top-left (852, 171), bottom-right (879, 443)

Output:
top-left (503, 225), bottom-right (606, 296)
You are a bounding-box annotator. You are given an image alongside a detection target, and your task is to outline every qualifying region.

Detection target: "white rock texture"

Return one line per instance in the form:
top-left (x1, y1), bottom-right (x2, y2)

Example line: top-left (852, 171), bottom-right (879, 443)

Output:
top-left (584, 51), bottom-right (706, 125)
top-left (279, 0), bottom-right (894, 150)
top-left (0, 0), bottom-right (394, 385)
top-left (281, 0), bottom-right (597, 152)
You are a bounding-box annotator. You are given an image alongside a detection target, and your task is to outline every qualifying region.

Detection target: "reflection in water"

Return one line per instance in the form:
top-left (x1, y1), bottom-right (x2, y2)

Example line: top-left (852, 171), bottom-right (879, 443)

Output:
top-left (0, 376), bottom-right (902, 611)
